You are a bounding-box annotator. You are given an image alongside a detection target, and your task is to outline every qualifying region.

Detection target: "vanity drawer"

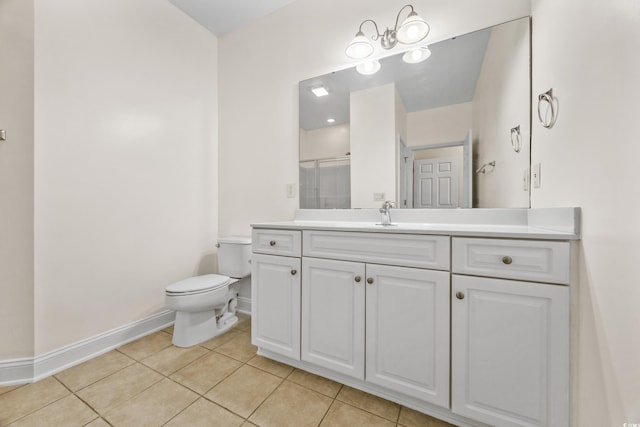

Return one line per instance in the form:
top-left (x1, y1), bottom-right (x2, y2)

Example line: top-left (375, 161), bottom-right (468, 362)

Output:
top-left (303, 230), bottom-right (450, 270)
top-left (452, 238), bottom-right (570, 284)
top-left (252, 229), bottom-right (302, 257)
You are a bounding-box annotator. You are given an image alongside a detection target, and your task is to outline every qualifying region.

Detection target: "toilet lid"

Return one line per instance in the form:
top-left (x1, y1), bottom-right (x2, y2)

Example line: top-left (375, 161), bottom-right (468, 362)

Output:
top-left (166, 274), bottom-right (231, 294)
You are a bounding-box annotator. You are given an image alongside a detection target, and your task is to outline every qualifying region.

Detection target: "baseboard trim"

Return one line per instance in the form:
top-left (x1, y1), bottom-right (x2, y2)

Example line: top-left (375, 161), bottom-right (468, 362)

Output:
top-left (236, 296), bottom-right (251, 315)
top-left (0, 358), bottom-right (34, 386)
top-left (0, 310), bottom-right (175, 386)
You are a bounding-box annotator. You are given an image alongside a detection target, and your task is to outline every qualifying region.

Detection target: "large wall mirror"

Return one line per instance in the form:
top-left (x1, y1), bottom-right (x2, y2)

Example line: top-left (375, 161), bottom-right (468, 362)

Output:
top-left (299, 17), bottom-right (530, 209)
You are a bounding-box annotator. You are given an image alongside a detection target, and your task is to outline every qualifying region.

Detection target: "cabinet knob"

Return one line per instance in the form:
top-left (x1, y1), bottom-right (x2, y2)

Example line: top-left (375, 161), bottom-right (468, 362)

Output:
top-left (291, 269), bottom-right (297, 276)
top-left (354, 276), bottom-right (361, 283)
top-left (269, 240), bottom-right (276, 246)
top-left (366, 277), bottom-right (374, 285)
top-left (502, 256), bottom-right (513, 265)
top-left (456, 291), bottom-right (465, 300)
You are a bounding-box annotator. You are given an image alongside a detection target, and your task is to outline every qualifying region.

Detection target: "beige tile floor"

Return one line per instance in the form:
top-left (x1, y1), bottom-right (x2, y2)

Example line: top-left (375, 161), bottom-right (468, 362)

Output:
top-left (0, 315), bottom-right (457, 427)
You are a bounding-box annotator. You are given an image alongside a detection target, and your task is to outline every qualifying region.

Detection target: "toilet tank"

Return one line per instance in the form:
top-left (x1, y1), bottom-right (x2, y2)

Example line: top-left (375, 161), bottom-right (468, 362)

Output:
top-left (217, 237), bottom-right (252, 278)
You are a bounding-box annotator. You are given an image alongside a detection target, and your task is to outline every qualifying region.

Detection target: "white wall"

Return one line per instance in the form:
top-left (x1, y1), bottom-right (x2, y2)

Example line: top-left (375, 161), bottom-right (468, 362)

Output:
top-left (472, 18), bottom-right (530, 208)
top-left (299, 124), bottom-right (350, 161)
top-left (395, 88), bottom-right (408, 146)
top-left (33, 0), bottom-right (219, 354)
top-left (0, 0), bottom-right (34, 360)
top-left (407, 102), bottom-right (472, 147)
top-left (218, 0), bottom-right (532, 236)
top-left (350, 84), bottom-right (397, 207)
top-left (531, 0), bottom-right (640, 424)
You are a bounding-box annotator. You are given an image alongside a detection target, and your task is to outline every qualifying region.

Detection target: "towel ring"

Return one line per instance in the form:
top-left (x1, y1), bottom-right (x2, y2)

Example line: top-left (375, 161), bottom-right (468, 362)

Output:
top-left (537, 88), bottom-right (557, 128)
top-left (510, 125), bottom-right (521, 153)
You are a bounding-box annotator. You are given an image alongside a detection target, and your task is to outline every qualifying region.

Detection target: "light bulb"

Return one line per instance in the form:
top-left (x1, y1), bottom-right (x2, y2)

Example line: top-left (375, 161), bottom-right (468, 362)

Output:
top-left (397, 13), bottom-right (430, 44)
top-left (402, 47), bottom-right (431, 64)
top-left (346, 31), bottom-right (374, 59)
top-left (356, 60), bottom-right (381, 75)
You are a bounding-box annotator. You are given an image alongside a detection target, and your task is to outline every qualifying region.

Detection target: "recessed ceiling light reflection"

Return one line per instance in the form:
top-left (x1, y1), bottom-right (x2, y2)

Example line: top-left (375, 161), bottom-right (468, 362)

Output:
top-left (311, 87), bottom-right (329, 97)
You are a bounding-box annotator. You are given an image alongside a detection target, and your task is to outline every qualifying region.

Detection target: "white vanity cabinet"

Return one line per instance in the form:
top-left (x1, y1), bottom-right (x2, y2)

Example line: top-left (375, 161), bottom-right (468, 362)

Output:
top-left (365, 263), bottom-right (450, 407)
top-left (251, 209), bottom-right (579, 427)
top-left (250, 230), bottom-right (302, 360)
top-left (301, 230), bottom-right (451, 408)
top-left (451, 238), bottom-right (570, 427)
top-left (301, 257), bottom-right (365, 379)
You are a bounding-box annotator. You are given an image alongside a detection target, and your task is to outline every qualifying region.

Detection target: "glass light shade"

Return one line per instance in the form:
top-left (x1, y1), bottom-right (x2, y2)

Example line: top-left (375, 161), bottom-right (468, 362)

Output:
top-left (345, 32), bottom-right (375, 59)
top-left (402, 46), bottom-right (431, 64)
top-left (396, 13), bottom-right (430, 44)
top-left (355, 60), bottom-right (381, 75)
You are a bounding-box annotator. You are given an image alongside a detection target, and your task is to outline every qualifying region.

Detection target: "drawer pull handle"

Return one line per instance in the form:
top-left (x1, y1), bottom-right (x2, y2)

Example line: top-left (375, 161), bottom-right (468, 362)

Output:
top-left (502, 256), bottom-right (513, 265)
top-left (354, 276), bottom-right (361, 283)
top-left (269, 240), bottom-right (276, 246)
top-left (366, 277), bottom-right (374, 285)
top-left (291, 269), bottom-right (297, 276)
top-left (456, 291), bottom-right (465, 300)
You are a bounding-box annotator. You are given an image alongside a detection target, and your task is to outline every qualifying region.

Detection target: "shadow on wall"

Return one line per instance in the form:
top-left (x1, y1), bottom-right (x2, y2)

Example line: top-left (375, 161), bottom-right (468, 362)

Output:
top-left (575, 246), bottom-right (622, 425)
top-left (196, 253), bottom-right (217, 276)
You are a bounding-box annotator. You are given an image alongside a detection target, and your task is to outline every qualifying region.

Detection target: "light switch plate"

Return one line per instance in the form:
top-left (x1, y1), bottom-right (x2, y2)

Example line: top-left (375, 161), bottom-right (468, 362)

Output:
top-left (532, 163), bottom-right (541, 188)
top-left (373, 193), bottom-right (385, 201)
top-left (286, 183), bottom-right (296, 198)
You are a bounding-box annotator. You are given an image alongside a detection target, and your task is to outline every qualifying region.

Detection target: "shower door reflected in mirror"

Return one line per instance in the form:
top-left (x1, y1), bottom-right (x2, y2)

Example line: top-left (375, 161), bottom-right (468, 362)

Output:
top-left (300, 158), bottom-right (351, 209)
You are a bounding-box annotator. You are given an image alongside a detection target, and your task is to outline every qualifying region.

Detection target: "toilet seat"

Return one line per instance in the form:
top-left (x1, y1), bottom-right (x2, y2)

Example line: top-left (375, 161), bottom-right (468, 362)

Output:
top-left (165, 274), bottom-right (231, 296)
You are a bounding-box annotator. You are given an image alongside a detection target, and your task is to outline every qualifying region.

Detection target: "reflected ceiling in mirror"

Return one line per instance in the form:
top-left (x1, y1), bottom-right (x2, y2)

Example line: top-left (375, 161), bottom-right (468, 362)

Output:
top-left (300, 29), bottom-right (491, 131)
top-left (299, 17), bottom-right (531, 210)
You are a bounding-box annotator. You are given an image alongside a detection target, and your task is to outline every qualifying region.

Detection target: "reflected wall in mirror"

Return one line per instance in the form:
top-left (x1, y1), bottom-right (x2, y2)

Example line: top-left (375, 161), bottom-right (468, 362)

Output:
top-left (299, 17), bottom-right (531, 209)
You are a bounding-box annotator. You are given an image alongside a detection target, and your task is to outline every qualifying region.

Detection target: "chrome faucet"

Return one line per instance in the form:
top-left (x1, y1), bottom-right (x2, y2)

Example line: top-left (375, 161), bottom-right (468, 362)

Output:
top-left (379, 201), bottom-right (394, 226)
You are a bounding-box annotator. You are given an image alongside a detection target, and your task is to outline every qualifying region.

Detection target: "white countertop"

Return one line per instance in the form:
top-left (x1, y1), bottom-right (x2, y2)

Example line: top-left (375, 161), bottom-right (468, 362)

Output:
top-left (251, 208), bottom-right (581, 240)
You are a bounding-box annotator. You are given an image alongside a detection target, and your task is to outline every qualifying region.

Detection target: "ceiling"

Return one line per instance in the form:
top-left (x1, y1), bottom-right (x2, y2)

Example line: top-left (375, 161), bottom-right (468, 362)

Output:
top-left (168, 0), bottom-right (298, 36)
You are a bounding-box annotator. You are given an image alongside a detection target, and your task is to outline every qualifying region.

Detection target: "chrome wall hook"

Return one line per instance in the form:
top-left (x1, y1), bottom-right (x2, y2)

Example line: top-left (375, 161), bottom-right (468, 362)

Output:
top-left (510, 125), bottom-right (521, 153)
top-left (537, 88), bottom-right (557, 128)
top-left (475, 161), bottom-right (496, 174)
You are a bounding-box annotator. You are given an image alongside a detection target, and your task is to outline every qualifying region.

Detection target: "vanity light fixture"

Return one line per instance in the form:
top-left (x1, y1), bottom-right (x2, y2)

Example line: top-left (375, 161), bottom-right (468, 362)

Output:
top-left (327, 118), bottom-right (336, 124)
top-left (402, 46), bottom-right (431, 64)
top-left (345, 4), bottom-right (430, 60)
top-left (356, 59), bottom-right (381, 75)
top-left (311, 87), bottom-right (329, 97)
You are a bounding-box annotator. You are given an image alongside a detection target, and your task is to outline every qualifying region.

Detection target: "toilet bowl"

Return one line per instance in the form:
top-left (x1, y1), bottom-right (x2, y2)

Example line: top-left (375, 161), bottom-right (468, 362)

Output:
top-left (165, 237), bottom-right (251, 347)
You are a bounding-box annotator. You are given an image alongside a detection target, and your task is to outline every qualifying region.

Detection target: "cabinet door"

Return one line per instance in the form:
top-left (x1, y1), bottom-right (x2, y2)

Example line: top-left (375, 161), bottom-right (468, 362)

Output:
top-left (366, 265), bottom-right (450, 408)
top-left (302, 257), bottom-right (365, 379)
top-left (452, 275), bottom-right (569, 427)
top-left (251, 253), bottom-right (301, 359)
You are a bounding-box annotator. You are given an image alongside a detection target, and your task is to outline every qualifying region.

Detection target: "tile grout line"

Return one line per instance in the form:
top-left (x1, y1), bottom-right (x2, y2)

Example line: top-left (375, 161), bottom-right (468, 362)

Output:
top-left (77, 361), bottom-right (165, 422)
top-left (161, 321), bottom-right (261, 424)
top-left (1, 377), bottom-right (73, 426)
top-left (316, 394), bottom-right (339, 427)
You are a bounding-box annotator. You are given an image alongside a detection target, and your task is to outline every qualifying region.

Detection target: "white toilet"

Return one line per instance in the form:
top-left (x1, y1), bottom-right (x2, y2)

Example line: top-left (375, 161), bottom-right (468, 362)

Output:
top-left (165, 237), bottom-right (252, 347)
